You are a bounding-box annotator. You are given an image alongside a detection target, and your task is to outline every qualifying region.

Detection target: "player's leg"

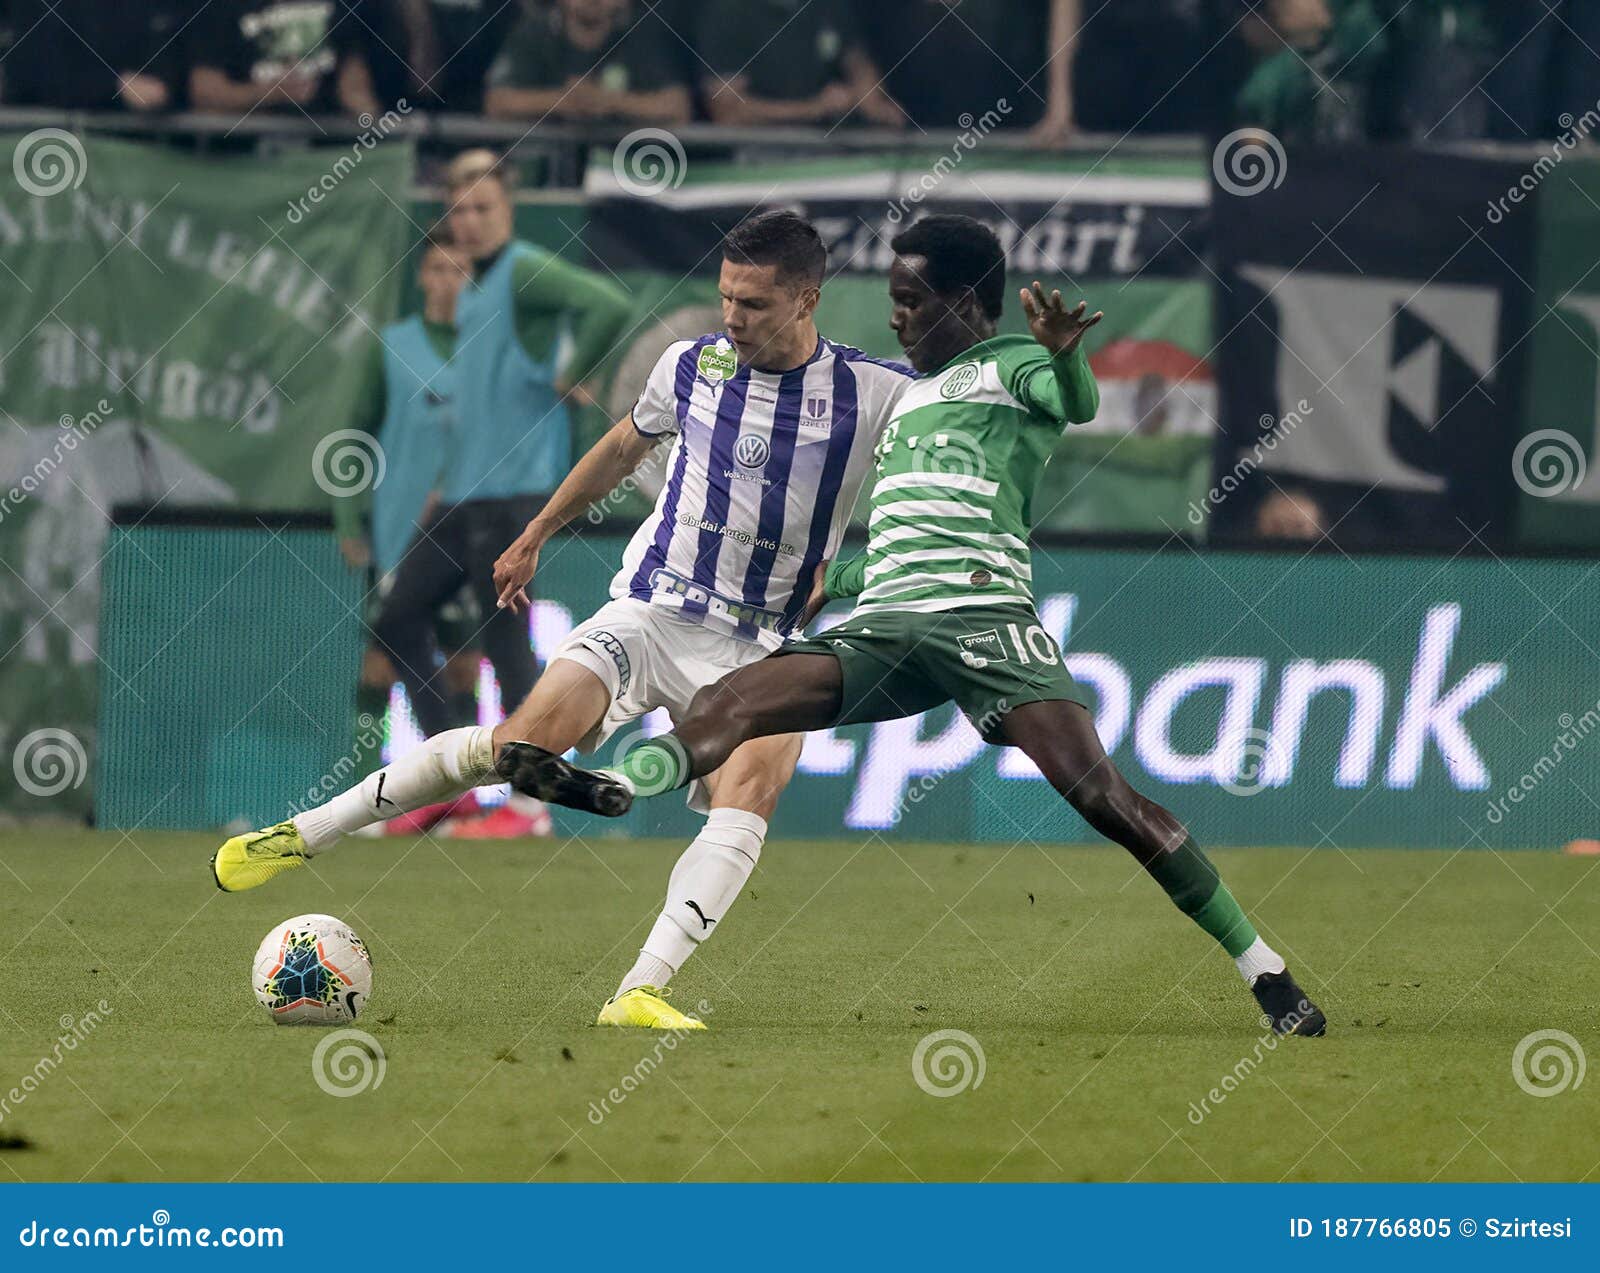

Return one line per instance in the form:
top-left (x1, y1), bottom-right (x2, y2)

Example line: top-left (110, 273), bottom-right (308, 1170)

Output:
top-left (464, 498), bottom-right (541, 714)
top-left (370, 505), bottom-right (472, 738)
top-left (604, 732), bottom-right (802, 1028)
top-left (497, 652), bottom-right (843, 813)
top-left (211, 659), bottom-right (612, 893)
top-left (994, 699), bottom-right (1325, 1036)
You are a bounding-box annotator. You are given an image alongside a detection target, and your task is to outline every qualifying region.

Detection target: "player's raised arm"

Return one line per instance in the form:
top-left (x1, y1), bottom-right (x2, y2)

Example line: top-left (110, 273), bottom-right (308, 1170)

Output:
top-left (493, 414), bottom-right (666, 614)
top-left (1018, 282), bottom-right (1103, 424)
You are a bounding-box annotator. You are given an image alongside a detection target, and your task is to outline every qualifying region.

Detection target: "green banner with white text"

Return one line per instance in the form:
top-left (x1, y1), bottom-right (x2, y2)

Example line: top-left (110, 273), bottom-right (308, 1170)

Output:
top-left (0, 131), bottom-right (414, 818)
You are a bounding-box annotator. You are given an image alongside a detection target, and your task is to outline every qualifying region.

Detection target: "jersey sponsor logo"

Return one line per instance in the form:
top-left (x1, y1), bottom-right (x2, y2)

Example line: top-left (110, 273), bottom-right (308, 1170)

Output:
top-left (674, 513), bottom-right (798, 557)
top-left (734, 433), bottom-right (770, 468)
top-left (696, 340), bottom-right (738, 384)
top-left (647, 567), bottom-right (787, 633)
top-left (958, 629), bottom-right (1007, 669)
top-left (583, 628), bottom-right (632, 693)
top-left (940, 363), bottom-right (981, 400)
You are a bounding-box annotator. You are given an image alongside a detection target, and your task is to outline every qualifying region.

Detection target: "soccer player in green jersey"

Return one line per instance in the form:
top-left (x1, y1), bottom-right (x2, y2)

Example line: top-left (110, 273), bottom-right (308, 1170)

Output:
top-left (498, 215), bottom-right (1325, 1036)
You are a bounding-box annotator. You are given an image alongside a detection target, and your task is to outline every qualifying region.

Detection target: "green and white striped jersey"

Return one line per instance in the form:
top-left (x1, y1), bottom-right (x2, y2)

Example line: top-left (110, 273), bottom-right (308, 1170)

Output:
top-left (825, 335), bottom-right (1099, 616)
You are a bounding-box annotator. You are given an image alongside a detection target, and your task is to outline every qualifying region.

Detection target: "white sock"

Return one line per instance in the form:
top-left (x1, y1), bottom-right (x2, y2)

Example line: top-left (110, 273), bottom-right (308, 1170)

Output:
top-left (1234, 936), bottom-right (1287, 986)
top-left (615, 807), bottom-right (766, 996)
top-left (292, 726), bottom-right (496, 852)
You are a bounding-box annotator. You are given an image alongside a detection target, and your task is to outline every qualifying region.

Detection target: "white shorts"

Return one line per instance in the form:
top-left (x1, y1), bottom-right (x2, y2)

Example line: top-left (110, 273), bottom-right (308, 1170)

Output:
top-left (548, 597), bottom-right (772, 811)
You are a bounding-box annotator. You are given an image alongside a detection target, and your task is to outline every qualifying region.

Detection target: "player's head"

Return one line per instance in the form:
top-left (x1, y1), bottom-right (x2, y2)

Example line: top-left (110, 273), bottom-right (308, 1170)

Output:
top-left (888, 214), bottom-right (1005, 372)
top-left (444, 149), bottom-right (514, 260)
top-left (719, 210), bottom-right (827, 371)
top-left (417, 224), bottom-right (471, 321)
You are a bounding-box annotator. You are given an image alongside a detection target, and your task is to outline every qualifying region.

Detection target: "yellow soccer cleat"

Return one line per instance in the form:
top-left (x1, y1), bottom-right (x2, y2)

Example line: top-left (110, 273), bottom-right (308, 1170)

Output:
top-left (595, 986), bottom-right (706, 1031)
top-left (210, 820), bottom-right (310, 893)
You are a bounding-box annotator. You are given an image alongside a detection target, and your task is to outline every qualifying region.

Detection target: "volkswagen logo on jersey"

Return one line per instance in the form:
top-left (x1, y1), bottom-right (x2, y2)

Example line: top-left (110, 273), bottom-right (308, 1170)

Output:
top-left (734, 433), bottom-right (770, 468)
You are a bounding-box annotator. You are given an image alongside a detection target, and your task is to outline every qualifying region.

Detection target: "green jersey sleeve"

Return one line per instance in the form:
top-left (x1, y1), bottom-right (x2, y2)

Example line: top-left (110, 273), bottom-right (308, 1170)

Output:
top-left (998, 343), bottom-right (1100, 426)
top-left (511, 248), bottom-right (632, 386)
top-left (823, 555), bottom-right (868, 600)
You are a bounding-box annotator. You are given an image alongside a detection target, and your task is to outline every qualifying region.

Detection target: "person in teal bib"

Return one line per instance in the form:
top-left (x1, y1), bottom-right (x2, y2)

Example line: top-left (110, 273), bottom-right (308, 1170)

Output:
top-left (336, 227), bottom-right (465, 579)
top-left (372, 149), bottom-right (631, 740)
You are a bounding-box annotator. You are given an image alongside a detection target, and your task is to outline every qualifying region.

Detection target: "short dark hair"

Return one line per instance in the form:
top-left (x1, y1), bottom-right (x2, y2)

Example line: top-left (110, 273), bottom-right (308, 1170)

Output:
top-left (722, 209), bottom-right (827, 288)
top-left (422, 220), bottom-right (454, 253)
top-left (890, 214), bottom-right (1006, 321)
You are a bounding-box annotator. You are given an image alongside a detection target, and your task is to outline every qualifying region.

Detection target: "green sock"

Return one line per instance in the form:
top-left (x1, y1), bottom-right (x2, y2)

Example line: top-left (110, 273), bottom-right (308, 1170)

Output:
top-left (1144, 836), bottom-right (1258, 958)
top-left (611, 735), bottom-right (691, 797)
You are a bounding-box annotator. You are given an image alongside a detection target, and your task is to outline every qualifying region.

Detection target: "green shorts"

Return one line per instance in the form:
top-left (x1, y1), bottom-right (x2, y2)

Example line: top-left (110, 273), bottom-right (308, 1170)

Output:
top-left (778, 603), bottom-right (1088, 737)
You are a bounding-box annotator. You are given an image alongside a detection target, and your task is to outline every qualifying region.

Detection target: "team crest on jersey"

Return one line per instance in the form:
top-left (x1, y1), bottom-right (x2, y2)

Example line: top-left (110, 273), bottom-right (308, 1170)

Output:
top-left (941, 363), bottom-right (981, 400)
top-left (734, 433), bottom-right (770, 468)
top-left (697, 340), bottom-right (738, 384)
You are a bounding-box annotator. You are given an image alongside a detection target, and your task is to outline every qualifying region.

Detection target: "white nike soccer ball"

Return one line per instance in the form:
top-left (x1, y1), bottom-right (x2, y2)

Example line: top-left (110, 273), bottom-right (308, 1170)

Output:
top-left (252, 913), bottom-right (373, 1026)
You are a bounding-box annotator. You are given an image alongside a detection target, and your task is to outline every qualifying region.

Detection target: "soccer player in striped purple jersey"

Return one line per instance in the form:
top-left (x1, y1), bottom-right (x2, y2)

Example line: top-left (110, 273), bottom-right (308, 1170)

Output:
top-left (500, 215), bottom-right (1326, 1038)
top-left (210, 211), bottom-right (913, 1030)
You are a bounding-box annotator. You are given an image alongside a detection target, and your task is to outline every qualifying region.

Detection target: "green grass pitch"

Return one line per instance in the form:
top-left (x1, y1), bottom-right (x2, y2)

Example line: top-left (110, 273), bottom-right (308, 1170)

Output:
top-left (0, 829), bottom-right (1594, 1182)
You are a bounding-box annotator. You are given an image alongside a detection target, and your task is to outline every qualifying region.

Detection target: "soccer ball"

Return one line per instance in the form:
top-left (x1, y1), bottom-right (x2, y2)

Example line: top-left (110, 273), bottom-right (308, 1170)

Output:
top-left (252, 913), bottom-right (373, 1026)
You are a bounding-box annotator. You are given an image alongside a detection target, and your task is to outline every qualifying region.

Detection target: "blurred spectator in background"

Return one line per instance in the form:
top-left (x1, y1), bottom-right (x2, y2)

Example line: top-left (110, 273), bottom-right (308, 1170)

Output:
top-left (1074, 0), bottom-right (1227, 136)
top-left (697, 0), bottom-right (905, 128)
top-left (335, 225), bottom-right (539, 837)
top-left (368, 0), bottom-right (521, 113)
top-left (1231, 0), bottom-right (1386, 143)
top-left (370, 150), bottom-right (629, 779)
top-left (861, 1), bottom-right (1078, 141)
top-left (3, 1), bottom-right (188, 110)
top-left (1485, 0), bottom-right (1600, 140)
top-left (485, 0), bottom-right (690, 123)
top-left (1254, 486), bottom-right (1327, 541)
top-left (1382, 1), bottom-right (1499, 142)
top-left (189, 0), bottom-right (383, 117)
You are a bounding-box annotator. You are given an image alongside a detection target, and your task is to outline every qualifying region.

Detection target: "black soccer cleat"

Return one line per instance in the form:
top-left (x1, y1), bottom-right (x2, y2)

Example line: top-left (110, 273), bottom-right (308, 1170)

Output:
top-left (1251, 969), bottom-right (1327, 1037)
top-left (494, 742), bottom-right (633, 818)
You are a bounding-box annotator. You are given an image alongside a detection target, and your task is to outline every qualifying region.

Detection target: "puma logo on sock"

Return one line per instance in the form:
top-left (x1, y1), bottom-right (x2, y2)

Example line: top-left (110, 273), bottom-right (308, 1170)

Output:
top-left (686, 900), bottom-right (716, 930)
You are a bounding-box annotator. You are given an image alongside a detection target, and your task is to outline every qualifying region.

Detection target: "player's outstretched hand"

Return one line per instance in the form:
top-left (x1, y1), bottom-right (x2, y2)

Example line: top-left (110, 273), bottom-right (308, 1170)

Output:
top-left (1021, 282), bottom-right (1102, 356)
top-left (493, 528), bottom-right (543, 615)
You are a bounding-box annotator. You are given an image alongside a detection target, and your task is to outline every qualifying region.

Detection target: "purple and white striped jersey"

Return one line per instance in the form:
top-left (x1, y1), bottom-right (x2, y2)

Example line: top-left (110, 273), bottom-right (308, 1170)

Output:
top-left (616, 333), bottom-right (913, 649)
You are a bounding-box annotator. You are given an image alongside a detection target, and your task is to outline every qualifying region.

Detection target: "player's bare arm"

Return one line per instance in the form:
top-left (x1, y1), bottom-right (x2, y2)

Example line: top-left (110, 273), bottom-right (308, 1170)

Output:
top-left (493, 415), bottom-right (666, 614)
